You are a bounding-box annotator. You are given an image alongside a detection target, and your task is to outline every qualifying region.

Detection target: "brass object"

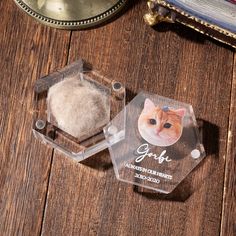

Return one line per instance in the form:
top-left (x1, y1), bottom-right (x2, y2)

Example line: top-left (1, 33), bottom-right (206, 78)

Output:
top-left (14, 0), bottom-right (128, 29)
top-left (144, 0), bottom-right (175, 26)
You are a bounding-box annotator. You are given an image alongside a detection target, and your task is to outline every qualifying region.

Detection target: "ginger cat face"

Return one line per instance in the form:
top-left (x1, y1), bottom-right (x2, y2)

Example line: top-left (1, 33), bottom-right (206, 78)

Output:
top-left (138, 98), bottom-right (186, 147)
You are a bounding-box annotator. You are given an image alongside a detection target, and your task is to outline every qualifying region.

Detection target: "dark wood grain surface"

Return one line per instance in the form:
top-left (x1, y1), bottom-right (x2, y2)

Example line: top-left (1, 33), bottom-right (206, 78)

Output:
top-left (221, 59), bottom-right (236, 236)
top-left (0, 0), bottom-right (235, 235)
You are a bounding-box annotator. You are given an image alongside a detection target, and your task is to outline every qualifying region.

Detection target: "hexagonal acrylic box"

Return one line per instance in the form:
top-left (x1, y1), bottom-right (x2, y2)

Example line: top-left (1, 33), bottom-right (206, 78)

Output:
top-left (104, 92), bottom-right (206, 194)
top-left (33, 60), bottom-right (205, 194)
top-left (33, 59), bottom-right (125, 162)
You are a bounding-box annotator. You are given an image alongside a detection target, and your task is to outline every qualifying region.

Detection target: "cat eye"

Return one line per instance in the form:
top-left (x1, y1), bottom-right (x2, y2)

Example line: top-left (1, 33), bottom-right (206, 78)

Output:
top-left (149, 119), bottom-right (157, 125)
top-left (164, 123), bottom-right (172, 128)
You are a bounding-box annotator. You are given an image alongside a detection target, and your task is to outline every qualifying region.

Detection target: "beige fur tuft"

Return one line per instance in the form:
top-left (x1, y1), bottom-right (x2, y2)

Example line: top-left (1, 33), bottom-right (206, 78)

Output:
top-left (47, 77), bottom-right (110, 138)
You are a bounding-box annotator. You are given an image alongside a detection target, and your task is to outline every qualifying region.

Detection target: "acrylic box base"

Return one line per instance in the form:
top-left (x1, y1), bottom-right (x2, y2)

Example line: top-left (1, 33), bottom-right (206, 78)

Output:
top-left (33, 59), bottom-right (126, 162)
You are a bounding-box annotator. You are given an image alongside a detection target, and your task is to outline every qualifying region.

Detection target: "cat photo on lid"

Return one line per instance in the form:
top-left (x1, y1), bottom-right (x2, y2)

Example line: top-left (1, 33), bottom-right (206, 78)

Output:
top-left (138, 98), bottom-right (186, 147)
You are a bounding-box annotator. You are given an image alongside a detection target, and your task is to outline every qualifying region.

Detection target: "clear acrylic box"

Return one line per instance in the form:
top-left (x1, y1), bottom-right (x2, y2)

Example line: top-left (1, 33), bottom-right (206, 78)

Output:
top-left (33, 59), bottom-right (125, 162)
top-left (33, 60), bottom-right (205, 193)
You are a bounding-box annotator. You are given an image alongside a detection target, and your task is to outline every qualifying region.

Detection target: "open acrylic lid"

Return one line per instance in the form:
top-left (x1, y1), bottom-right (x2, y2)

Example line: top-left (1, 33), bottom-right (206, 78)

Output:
top-left (104, 91), bottom-right (206, 194)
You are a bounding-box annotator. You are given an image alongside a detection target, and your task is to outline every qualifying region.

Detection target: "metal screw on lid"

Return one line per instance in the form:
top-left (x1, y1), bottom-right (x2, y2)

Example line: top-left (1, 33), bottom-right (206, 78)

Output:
top-left (191, 149), bottom-right (201, 159)
top-left (35, 120), bottom-right (46, 130)
top-left (112, 82), bottom-right (122, 91)
top-left (108, 125), bottom-right (118, 135)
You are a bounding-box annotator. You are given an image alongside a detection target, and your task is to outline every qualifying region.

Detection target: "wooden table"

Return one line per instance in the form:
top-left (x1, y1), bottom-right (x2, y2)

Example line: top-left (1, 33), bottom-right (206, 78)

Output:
top-left (0, 1), bottom-right (235, 235)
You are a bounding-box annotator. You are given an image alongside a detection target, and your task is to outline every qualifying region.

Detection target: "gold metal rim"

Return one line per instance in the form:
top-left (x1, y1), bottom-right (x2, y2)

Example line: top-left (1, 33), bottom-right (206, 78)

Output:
top-left (14, 0), bottom-right (128, 29)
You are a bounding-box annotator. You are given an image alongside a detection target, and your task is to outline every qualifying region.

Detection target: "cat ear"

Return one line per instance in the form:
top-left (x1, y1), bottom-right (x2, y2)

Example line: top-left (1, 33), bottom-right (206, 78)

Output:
top-left (143, 98), bottom-right (156, 113)
top-left (175, 108), bottom-right (186, 117)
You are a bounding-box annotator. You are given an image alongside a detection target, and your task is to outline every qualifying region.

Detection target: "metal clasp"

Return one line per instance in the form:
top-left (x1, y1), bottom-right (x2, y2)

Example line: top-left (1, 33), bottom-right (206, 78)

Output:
top-left (144, 1), bottom-right (176, 26)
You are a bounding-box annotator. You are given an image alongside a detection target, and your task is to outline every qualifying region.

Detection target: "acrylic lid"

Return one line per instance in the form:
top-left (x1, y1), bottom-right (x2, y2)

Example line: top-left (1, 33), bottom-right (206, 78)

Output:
top-left (104, 91), bottom-right (206, 194)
